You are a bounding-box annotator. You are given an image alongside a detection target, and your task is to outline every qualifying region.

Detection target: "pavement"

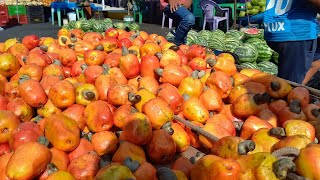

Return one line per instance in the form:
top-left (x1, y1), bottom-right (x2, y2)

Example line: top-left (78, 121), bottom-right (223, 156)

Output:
top-left (0, 20), bottom-right (173, 42)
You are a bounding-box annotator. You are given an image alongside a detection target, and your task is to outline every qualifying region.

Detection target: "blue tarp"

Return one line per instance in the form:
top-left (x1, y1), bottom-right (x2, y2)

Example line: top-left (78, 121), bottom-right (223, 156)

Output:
top-left (51, 2), bottom-right (80, 11)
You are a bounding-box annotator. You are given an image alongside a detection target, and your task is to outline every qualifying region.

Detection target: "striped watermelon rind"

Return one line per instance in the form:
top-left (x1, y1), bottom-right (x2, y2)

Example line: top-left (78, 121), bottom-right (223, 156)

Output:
top-left (92, 21), bottom-right (104, 32)
top-left (81, 20), bottom-right (92, 31)
top-left (225, 30), bottom-right (245, 41)
top-left (194, 36), bottom-right (208, 47)
top-left (234, 43), bottom-right (258, 63)
top-left (113, 22), bottom-right (126, 29)
top-left (257, 44), bottom-right (273, 62)
top-left (128, 23), bottom-right (140, 31)
top-left (239, 62), bottom-right (259, 69)
top-left (225, 38), bottom-right (241, 52)
top-left (257, 61), bottom-right (278, 75)
top-left (186, 30), bottom-right (198, 45)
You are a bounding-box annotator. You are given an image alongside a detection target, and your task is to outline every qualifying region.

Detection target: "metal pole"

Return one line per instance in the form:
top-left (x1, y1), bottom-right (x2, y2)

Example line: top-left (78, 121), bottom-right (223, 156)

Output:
top-left (233, 0), bottom-right (236, 29)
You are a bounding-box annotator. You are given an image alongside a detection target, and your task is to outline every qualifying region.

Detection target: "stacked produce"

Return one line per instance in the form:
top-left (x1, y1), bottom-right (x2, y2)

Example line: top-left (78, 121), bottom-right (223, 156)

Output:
top-left (239, 0), bottom-right (266, 17)
top-left (169, 28), bottom-right (278, 75)
top-left (0, 27), bottom-right (319, 180)
top-left (4, 0), bottom-right (45, 6)
top-left (63, 18), bottom-right (140, 33)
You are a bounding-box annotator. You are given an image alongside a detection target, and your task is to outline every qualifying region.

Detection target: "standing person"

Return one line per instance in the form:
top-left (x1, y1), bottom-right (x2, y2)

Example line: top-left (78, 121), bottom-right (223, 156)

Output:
top-left (160, 0), bottom-right (195, 46)
top-left (263, 0), bottom-right (319, 84)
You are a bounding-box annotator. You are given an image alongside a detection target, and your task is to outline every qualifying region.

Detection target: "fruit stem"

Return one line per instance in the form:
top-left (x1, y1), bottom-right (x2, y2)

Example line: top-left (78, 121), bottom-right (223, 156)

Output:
top-left (161, 121), bottom-right (174, 135)
top-left (169, 45), bottom-right (179, 51)
top-left (122, 46), bottom-right (130, 56)
top-left (174, 115), bottom-right (219, 142)
top-left (123, 157), bottom-right (141, 173)
top-left (40, 45), bottom-right (48, 52)
top-left (270, 81), bottom-right (281, 91)
top-left (206, 58), bottom-right (217, 67)
top-left (47, 163), bottom-right (59, 176)
top-left (190, 151), bottom-right (205, 164)
top-left (61, 37), bottom-right (68, 44)
top-left (52, 59), bottom-right (62, 66)
top-left (128, 92), bottom-right (141, 104)
top-left (95, 45), bottom-right (104, 51)
top-left (38, 136), bottom-right (50, 147)
top-left (198, 70), bottom-right (206, 79)
top-left (100, 155), bottom-right (111, 168)
top-left (238, 140), bottom-right (256, 155)
top-left (18, 75), bottom-right (31, 84)
top-left (253, 93), bottom-right (270, 105)
top-left (271, 147), bottom-right (300, 160)
top-left (311, 108), bottom-right (320, 118)
top-left (191, 70), bottom-right (200, 79)
top-left (154, 52), bottom-right (163, 59)
top-left (289, 99), bottom-right (301, 114)
top-left (269, 127), bottom-right (286, 138)
top-left (101, 64), bottom-right (111, 75)
top-left (272, 158), bottom-right (297, 180)
top-left (156, 167), bottom-right (178, 180)
top-left (82, 90), bottom-right (96, 101)
top-left (154, 68), bottom-right (164, 77)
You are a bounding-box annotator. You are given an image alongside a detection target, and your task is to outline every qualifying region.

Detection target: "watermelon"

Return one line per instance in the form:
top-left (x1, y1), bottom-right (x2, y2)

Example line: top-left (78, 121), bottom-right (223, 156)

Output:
top-left (186, 30), bottom-right (198, 45)
top-left (92, 21), bottom-right (104, 32)
top-left (113, 22), bottom-right (126, 29)
top-left (194, 36), bottom-right (208, 47)
top-left (225, 38), bottom-right (241, 52)
top-left (272, 51), bottom-right (279, 64)
top-left (211, 29), bottom-right (225, 38)
top-left (234, 43), bottom-right (258, 63)
top-left (128, 23), bottom-right (140, 31)
top-left (68, 20), bottom-right (77, 29)
top-left (239, 62), bottom-right (259, 70)
top-left (74, 21), bottom-right (82, 29)
top-left (62, 24), bottom-right (71, 30)
top-left (166, 31), bottom-right (175, 42)
top-left (243, 28), bottom-right (264, 39)
top-left (81, 20), bottom-right (92, 31)
top-left (257, 61), bottom-right (278, 75)
top-left (103, 18), bottom-right (113, 25)
top-left (225, 30), bottom-right (245, 41)
top-left (245, 37), bottom-right (266, 46)
top-left (257, 44), bottom-right (273, 62)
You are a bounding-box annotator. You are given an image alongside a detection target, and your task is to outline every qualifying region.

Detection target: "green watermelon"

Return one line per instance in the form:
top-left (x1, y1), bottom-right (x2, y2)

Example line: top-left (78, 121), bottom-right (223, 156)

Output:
top-left (81, 20), bottom-right (92, 31)
top-left (62, 24), bottom-right (71, 30)
top-left (257, 61), bottom-right (278, 75)
top-left (211, 29), bottom-right (225, 38)
top-left (272, 51), bottom-right (279, 64)
top-left (186, 30), bottom-right (198, 45)
top-left (234, 43), bottom-right (258, 63)
top-left (113, 22), bottom-right (126, 29)
top-left (199, 30), bottom-right (211, 41)
top-left (257, 44), bottom-right (273, 62)
top-left (239, 62), bottom-right (259, 70)
top-left (68, 20), bottom-right (77, 29)
top-left (166, 31), bottom-right (175, 42)
top-left (92, 21), bottom-right (104, 32)
top-left (74, 21), bottom-right (82, 29)
top-left (103, 18), bottom-right (113, 25)
top-left (245, 37), bottom-right (266, 46)
top-left (194, 36), bottom-right (208, 47)
top-left (225, 30), bottom-right (245, 41)
top-left (225, 38), bottom-right (241, 52)
top-left (128, 23), bottom-right (140, 31)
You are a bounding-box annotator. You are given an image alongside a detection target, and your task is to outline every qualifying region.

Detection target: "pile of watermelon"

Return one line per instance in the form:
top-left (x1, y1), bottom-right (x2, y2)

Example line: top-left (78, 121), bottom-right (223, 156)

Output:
top-left (62, 18), bottom-right (140, 33)
top-left (168, 28), bottom-right (278, 75)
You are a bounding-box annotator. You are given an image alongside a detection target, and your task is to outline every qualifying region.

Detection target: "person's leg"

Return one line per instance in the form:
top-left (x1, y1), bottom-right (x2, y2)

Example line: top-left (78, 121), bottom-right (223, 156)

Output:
top-left (267, 39), bottom-right (317, 84)
top-left (163, 5), bottom-right (195, 45)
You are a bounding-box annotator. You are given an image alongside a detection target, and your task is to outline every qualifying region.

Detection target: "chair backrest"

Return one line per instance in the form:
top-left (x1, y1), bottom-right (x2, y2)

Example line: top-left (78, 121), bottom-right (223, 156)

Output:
top-left (200, 0), bottom-right (224, 18)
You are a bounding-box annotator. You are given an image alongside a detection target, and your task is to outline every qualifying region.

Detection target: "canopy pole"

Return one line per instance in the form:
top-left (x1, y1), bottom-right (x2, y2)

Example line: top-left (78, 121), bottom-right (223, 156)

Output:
top-left (233, 0), bottom-right (236, 29)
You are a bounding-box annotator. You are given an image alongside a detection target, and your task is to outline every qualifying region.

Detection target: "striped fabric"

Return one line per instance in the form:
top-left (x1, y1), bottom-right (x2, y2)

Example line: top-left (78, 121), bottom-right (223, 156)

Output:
top-left (263, 0), bottom-right (318, 42)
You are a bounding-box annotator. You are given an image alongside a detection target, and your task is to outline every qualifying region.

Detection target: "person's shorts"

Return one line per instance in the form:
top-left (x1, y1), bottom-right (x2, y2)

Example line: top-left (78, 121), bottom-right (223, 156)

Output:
top-left (314, 37), bottom-right (320, 61)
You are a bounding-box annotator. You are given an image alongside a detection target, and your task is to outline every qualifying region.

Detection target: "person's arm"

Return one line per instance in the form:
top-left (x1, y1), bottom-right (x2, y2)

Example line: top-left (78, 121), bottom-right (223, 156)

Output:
top-left (180, 0), bottom-right (192, 9)
top-left (168, 0), bottom-right (179, 12)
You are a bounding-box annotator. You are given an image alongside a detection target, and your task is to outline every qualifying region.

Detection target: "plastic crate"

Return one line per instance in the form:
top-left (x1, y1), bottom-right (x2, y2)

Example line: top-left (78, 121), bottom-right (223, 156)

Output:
top-left (7, 5), bottom-right (26, 16)
top-left (26, 6), bottom-right (45, 23)
top-left (0, 5), bottom-right (8, 16)
top-left (8, 15), bottom-right (28, 25)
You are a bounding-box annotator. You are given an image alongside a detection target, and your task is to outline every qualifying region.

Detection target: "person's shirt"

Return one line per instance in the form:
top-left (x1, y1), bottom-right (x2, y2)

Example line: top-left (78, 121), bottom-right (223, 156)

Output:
top-left (263, 0), bottom-right (318, 42)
